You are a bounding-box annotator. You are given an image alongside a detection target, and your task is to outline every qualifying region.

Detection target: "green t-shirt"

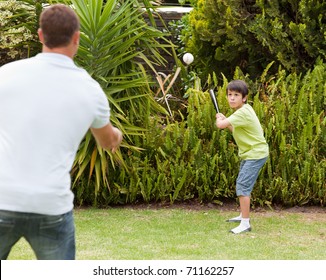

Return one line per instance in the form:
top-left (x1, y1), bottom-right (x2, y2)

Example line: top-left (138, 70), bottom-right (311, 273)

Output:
top-left (227, 104), bottom-right (269, 160)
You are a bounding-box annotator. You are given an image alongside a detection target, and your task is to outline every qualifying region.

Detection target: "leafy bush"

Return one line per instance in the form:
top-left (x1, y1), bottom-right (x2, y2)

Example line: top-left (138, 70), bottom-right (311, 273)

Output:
top-left (179, 0), bottom-right (326, 80)
top-left (3, 0), bottom-right (325, 207)
top-left (77, 62), bottom-right (325, 208)
top-left (0, 0), bottom-right (43, 66)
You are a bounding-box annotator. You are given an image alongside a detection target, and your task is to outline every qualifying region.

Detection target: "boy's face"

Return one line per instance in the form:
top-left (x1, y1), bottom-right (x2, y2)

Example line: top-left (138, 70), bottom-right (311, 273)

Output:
top-left (227, 90), bottom-right (246, 110)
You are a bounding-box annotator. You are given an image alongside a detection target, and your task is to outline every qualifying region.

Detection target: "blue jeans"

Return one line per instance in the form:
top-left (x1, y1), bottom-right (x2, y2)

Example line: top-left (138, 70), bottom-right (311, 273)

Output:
top-left (0, 210), bottom-right (75, 260)
top-left (236, 157), bottom-right (268, 196)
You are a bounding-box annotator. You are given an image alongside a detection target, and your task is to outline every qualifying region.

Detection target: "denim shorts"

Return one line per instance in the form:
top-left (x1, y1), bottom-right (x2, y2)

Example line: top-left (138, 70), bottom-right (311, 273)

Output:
top-left (236, 157), bottom-right (268, 196)
top-left (0, 210), bottom-right (75, 260)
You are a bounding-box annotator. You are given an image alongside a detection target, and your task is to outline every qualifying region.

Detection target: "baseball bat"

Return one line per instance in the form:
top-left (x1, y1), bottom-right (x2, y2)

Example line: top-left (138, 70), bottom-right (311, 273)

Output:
top-left (209, 89), bottom-right (220, 113)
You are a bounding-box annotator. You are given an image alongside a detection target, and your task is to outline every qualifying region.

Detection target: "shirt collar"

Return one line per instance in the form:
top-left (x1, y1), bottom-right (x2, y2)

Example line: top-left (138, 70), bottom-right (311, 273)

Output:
top-left (35, 53), bottom-right (75, 66)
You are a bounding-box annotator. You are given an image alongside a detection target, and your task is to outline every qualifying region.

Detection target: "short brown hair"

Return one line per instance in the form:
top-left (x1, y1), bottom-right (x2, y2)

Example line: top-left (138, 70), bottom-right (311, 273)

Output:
top-left (226, 80), bottom-right (248, 97)
top-left (39, 4), bottom-right (80, 48)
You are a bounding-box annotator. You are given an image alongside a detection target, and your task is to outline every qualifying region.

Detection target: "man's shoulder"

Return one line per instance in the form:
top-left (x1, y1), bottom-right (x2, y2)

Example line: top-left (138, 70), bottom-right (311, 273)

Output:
top-left (0, 57), bottom-right (37, 78)
top-left (1, 57), bottom-right (33, 69)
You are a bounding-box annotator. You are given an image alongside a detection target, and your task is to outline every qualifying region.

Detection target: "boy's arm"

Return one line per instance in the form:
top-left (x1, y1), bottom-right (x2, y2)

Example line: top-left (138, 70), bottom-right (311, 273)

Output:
top-left (215, 113), bottom-right (233, 131)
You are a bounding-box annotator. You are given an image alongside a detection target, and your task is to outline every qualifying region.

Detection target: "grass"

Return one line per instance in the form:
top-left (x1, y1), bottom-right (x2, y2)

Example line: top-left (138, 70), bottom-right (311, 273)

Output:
top-left (7, 206), bottom-right (326, 260)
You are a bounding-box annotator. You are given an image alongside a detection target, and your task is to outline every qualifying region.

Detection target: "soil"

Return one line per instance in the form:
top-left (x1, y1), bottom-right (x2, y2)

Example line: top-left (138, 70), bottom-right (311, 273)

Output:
top-left (115, 198), bottom-right (326, 214)
top-left (109, 199), bottom-right (326, 223)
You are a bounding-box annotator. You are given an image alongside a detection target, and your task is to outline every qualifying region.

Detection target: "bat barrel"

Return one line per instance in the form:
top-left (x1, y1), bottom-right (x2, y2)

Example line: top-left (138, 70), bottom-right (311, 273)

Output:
top-left (209, 89), bottom-right (219, 113)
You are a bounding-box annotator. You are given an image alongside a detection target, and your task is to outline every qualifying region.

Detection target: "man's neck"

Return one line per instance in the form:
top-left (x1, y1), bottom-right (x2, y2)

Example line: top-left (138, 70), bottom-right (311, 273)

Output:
top-left (42, 47), bottom-right (75, 59)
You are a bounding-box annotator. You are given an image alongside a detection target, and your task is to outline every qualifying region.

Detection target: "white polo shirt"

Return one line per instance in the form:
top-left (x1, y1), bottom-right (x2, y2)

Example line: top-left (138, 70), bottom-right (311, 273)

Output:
top-left (0, 53), bottom-right (110, 215)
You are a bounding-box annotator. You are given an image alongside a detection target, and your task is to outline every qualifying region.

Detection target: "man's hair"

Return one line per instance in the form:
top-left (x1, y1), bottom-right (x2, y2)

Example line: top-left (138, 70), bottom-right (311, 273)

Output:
top-left (226, 80), bottom-right (249, 97)
top-left (39, 4), bottom-right (80, 49)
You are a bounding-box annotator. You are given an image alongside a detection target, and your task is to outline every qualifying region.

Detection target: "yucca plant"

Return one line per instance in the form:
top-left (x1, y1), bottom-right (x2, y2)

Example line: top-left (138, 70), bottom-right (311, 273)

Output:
top-left (45, 0), bottom-right (172, 202)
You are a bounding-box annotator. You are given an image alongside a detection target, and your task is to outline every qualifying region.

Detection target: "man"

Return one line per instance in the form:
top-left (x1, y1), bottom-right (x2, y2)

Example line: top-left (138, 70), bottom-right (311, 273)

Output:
top-left (0, 4), bottom-right (122, 259)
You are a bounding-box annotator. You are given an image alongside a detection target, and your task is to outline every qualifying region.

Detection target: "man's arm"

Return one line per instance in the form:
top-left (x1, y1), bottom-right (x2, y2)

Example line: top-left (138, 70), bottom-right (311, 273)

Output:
top-left (90, 123), bottom-right (123, 152)
top-left (215, 113), bottom-right (233, 132)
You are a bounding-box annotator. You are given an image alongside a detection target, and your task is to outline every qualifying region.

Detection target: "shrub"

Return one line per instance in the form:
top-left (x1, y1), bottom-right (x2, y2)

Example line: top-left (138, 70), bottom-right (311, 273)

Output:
top-left (0, 0), bottom-right (43, 66)
top-left (77, 62), bottom-right (325, 208)
top-left (180, 0), bottom-right (326, 80)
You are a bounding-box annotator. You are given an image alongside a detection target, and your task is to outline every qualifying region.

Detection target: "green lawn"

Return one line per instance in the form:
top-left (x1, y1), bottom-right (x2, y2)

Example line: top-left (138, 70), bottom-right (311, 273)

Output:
top-left (7, 206), bottom-right (326, 260)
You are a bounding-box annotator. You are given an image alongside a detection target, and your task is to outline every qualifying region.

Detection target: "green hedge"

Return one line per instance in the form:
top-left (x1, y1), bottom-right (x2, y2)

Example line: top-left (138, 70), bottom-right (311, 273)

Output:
top-left (4, 0), bottom-right (324, 208)
top-left (74, 62), bottom-right (326, 207)
top-left (180, 0), bottom-right (326, 80)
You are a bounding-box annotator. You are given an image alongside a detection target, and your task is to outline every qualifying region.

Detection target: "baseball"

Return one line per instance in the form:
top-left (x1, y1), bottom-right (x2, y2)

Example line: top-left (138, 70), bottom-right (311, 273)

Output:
top-left (183, 53), bottom-right (194, 65)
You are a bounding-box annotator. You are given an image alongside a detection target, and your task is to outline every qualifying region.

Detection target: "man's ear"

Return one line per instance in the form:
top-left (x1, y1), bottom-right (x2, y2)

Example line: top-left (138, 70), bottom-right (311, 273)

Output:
top-left (38, 28), bottom-right (44, 44)
top-left (72, 31), bottom-right (80, 46)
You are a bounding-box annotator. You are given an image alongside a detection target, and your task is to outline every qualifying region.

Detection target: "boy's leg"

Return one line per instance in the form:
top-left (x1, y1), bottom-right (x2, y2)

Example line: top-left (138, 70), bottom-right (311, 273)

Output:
top-left (230, 157), bottom-right (267, 234)
top-left (239, 196), bottom-right (250, 218)
top-left (226, 161), bottom-right (245, 223)
top-left (229, 196), bottom-right (252, 234)
top-left (226, 196), bottom-right (250, 222)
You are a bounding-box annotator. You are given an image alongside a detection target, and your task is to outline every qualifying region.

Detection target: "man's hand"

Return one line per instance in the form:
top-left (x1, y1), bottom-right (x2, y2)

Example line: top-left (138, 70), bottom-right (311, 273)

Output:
top-left (110, 126), bottom-right (123, 153)
top-left (90, 124), bottom-right (123, 152)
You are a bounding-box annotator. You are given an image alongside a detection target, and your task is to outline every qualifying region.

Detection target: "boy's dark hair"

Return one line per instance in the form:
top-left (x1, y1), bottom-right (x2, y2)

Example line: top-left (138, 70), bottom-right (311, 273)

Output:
top-left (39, 4), bottom-right (80, 49)
top-left (226, 80), bottom-right (248, 97)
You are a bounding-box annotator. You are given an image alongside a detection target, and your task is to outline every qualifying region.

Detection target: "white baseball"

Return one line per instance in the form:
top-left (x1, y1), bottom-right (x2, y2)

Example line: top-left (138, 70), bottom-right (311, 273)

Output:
top-left (183, 53), bottom-right (194, 65)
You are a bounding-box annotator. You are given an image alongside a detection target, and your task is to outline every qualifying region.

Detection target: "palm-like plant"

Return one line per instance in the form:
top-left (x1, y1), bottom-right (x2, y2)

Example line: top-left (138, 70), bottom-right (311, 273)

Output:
top-left (46, 0), bottom-right (171, 199)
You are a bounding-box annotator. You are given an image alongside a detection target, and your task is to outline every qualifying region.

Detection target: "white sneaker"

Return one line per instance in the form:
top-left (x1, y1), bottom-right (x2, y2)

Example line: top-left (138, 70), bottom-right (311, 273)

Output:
top-left (226, 217), bottom-right (241, 223)
top-left (230, 224), bottom-right (251, 234)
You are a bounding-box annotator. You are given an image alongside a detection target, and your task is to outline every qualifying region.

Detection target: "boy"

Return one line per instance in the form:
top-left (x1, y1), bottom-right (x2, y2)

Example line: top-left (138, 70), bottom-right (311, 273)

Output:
top-left (215, 80), bottom-right (269, 234)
